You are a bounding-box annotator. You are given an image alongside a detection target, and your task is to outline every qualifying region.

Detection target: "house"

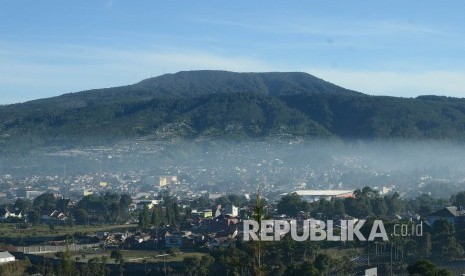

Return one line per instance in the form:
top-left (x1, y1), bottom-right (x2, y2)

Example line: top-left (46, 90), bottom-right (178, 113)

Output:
top-left (41, 210), bottom-right (68, 222)
top-left (208, 237), bottom-right (232, 250)
top-left (50, 210), bottom-right (68, 221)
top-left (224, 205), bottom-right (239, 217)
top-left (0, 209), bottom-right (22, 221)
top-left (0, 209), bottom-right (11, 220)
top-left (0, 251), bottom-right (15, 264)
top-left (192, 209), bottom-right (213, 219)
top-left (399, 212), bottom-right (421, 222)
top-left (165, 232), bottom-right (183, 248)
top-left (134, 200), bottom-right (160, 210)
top-left (199, 214), bottom-right (239, 232)
top-left (332, 214), bottom-right (359, 228)
top-left (214, 227), bottom-right (238, 240)
top-left (427, 206), bottom-right (465, 229)
top-left (107, 233), bottom-right (128, 243)
top-left (164, 231), bottom-right (196, 248)
top-left (213, 205), bottom-right (222, 218)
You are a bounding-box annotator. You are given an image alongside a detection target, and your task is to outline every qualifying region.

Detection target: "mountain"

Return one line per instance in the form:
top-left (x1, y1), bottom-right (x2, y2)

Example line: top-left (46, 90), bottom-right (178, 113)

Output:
top-left (1, 70), bottom-right (465, 152)
top-left (18, 70), bottom-right (361, 107)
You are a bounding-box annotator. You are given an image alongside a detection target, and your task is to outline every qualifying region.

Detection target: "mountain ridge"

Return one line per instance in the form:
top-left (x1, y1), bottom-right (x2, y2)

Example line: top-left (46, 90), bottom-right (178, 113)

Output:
top-left (1, 70), bottom-right (465, 153)
top-left (14, 70), bottom-right (362, 108)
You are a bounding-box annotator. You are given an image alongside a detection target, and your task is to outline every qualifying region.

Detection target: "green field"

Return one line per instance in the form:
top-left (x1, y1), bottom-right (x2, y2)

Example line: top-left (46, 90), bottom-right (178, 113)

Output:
top-left (45, 249), bottom-right (207, 264)
top-left (0, 223), bottom-right (137, 239)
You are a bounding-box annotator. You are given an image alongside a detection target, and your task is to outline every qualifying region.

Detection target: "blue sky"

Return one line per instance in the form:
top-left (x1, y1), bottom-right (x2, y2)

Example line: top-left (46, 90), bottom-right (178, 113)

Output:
top-left (1, 1), bottom-right (465, 104)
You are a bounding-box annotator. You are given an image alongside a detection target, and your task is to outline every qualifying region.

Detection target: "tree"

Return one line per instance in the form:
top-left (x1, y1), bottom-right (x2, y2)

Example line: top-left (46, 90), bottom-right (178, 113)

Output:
top-left (184, 255), bottom-right (215, 276)
top-left (407, 260), bottom-right (451, 276)
top-left (372, 197), bottom-right (388, 217)
top-left (277, 194), bottom-right (308, 217)
top-left (416, 232), bottom-right (432, 259)
top-left (452, 191), bottom-right (465, 208)
top-left (198, 255), bottom-right (215, 276)
top-left (285, 261), bottom-right (320, 276)
top-left (27, 210), bottom-right (41, 225)
top-left (432, 220), bottom-right (455, 236)
top-left (0, 260), bottom-right (31, 276)
top-left (315, 254), bottom-right (333, 275)
top-left (184, 256), bottom-right (200, 276)
top-left (167, 247), bottom-right (180, 257)
top-left (14, 198), bottom-right (32, 212)
top-left (151, 207), bottom-right (163, 228)
top-left (56, 198), bottom-right (70, 213)
top-left (217, 196), bottom-right (231, 207)
top-left (118, 258), bottom-right (125, 276)
top-left (88, 257), bottom-right (102, 275)
top-left (138, 206), bottom-right (150, 228)
top-left (119, 194), bottom-right (132, 211)
top-left (435, 237), bottom-right (464, 261)
top-left (192, 197), bottom-right (210, 209)
top-left (111, 250), bottom-right (123, 263)
top-left (57, 244), bottom-right (76, 276)
top-left (386, 192), bottom-right (403, 215)
top-left (74, 209), bottom-right (88, 225)
top-left (33, 193), bottom-right (56, 213)
top-left (101, 256), bottom-right (110, 276)
top-left (418, 205), bottom-right (432, 218)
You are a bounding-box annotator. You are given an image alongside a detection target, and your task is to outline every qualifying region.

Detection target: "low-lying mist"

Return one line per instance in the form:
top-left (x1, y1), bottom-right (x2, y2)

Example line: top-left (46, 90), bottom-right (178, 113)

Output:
top-left (1, 139), bottom-right (465, 198)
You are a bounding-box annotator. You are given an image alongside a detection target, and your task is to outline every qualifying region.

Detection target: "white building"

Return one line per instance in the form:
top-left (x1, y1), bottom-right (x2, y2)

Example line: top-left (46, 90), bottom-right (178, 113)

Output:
top-left (134, 199), bottom-right (161, 210)
top-left (282, 190), bottom-right (354, 202)
top-left (159, 176), bottom-right (179, 187)
top-left (0, 252), bottom-right (15, 264)
top-left (224, 205), bottom-right (239, 217)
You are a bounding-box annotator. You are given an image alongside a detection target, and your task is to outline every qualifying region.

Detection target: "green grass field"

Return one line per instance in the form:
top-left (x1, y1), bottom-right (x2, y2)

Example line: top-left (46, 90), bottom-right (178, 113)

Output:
top-left (0, 223), bottom-right (137, 239)
top-left (45, 249), bottom-right (207, 264)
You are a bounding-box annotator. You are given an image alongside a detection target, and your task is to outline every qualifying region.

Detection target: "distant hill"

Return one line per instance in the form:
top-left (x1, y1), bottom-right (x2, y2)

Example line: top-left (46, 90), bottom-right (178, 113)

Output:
top-left (1, 70), bottom-right (465, 152)
top-left (18, 70), bottom-right (362, 107)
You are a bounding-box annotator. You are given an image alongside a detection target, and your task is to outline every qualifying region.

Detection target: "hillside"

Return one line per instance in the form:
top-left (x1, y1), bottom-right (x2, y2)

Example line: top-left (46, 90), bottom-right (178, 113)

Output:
top-left (1, 70), bottom-right (465, 152)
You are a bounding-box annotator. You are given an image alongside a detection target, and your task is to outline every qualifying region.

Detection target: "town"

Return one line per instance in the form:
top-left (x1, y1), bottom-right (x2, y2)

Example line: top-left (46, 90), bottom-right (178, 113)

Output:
top-left (1, 141), bottom-right (465, 275)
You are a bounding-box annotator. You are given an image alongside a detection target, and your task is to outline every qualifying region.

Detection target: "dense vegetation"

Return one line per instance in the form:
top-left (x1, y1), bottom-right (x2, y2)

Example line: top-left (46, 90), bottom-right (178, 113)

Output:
top-left (2, 70), bottom-right (465, 153)
top-left (5, 189), bottom-right (465, 275)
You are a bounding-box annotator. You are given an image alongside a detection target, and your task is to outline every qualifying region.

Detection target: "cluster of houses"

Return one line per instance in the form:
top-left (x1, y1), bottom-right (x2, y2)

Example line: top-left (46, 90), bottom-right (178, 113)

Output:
top-left (64, 203), bottom-right (245, 251)
top-left (0, 208), bottom-right (22, 221)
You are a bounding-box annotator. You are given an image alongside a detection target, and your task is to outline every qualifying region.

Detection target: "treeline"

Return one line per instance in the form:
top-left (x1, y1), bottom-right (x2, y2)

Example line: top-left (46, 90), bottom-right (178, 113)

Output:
top-left (138, 193), bottom-right (181, 228)
top-left (278, 186), bottom-right (451, 219)
top-left (277, 187), bottom-right (465, 265)
top-left (3, 192), bottom-right (133, 225)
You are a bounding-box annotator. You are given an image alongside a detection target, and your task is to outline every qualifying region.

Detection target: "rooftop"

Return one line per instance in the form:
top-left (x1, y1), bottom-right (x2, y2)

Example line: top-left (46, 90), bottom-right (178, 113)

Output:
top-left (282, 190), bottom-right (354, 197)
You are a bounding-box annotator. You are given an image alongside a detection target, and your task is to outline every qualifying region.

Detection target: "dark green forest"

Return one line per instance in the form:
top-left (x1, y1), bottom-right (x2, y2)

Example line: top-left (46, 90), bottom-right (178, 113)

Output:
top-left (2, 70), bottom-right (465, 152)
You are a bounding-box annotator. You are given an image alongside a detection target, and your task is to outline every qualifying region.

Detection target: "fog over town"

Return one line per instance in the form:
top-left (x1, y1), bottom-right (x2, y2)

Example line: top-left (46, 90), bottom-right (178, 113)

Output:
top-left (2, 139), bottom-right (465, 203)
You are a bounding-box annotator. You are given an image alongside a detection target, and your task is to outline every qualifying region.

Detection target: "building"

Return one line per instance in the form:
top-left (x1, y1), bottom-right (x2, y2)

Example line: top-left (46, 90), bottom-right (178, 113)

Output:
top-left (208, 237), bottom-right (231, 250)
top-left (427, 206), bottom-right (465, 229)
top-left (159, 176), bottom-right (179, 187)
top-left (0, 251), bottom-right (15, 264)
top-left (134, 200), bottom-right (160, 210)
top-left (25, 190), bottom-right (43, 199)
top-left (365, 267), bottom-right (377, 276)
top-left (0, 209), bottom-right (22, 221)
top-left (224, 205), bottom-right (239, 217)
top-left (164, 231), bottom-right (196, 248)
top-left (192, 209), bottom-right (213, 219)
top-left (282, 190), bottom-right (355, 202)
